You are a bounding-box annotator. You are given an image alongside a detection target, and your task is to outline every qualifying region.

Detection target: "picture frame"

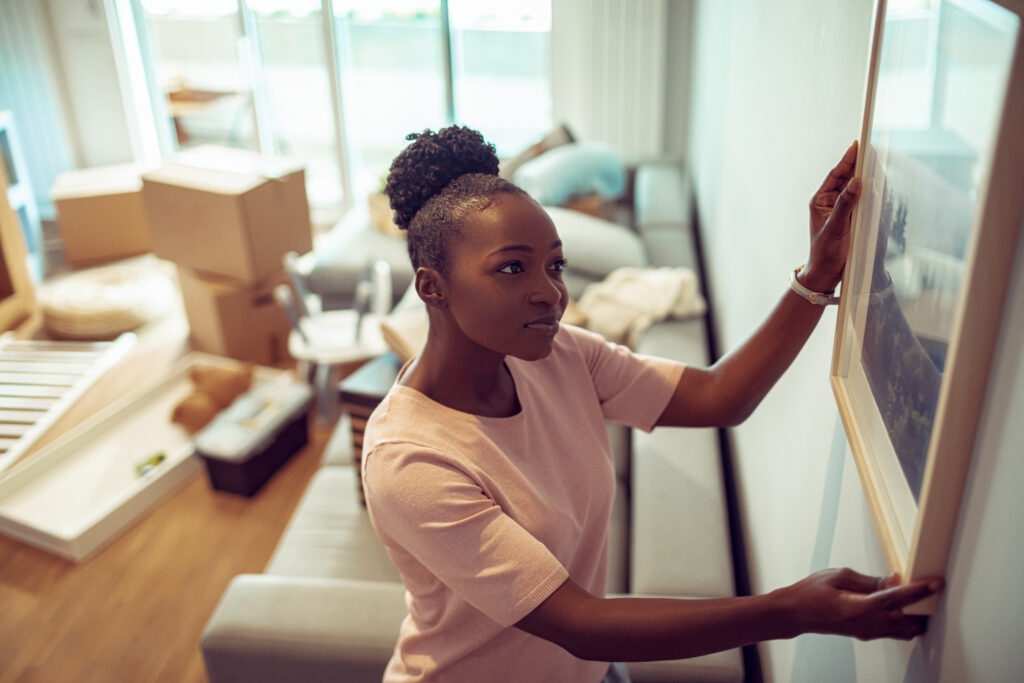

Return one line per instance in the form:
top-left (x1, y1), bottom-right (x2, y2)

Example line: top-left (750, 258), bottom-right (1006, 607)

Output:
top-left (831, 0), bottom-right (1024, 614)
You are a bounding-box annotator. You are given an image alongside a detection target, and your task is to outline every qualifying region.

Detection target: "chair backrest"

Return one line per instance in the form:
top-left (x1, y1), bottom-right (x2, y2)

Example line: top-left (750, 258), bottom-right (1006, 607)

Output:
top-left (272, 283), bottom-right (309, 343)
top-left (369, 261), bottom-right (392, 318)
top-left (283, 251), bottom-right (320, 316)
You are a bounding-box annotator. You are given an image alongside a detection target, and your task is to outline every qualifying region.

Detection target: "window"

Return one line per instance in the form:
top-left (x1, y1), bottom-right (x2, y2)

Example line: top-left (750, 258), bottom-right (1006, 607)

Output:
top-left (126, 0), bottom-right (552, 223)
top-left (448, 0), bottom-right (552, 156)
top-left (141, 0), bottom-right (260, 151)
top-left (333, 1), bottom-right (448, 198)
top-left (248, 1), bottom-right (343, 208)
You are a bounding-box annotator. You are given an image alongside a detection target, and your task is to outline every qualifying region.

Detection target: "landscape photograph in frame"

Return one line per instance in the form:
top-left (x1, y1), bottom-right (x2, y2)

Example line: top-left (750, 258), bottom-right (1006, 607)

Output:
top-left (831, 0), bottom-right (1024, 612)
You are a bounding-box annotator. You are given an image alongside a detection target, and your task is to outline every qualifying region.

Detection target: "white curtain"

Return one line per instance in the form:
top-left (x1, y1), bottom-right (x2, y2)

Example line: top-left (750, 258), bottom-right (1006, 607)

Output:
top-left (0, 0), bottom-right (78, 215)
top-left (550, 0), bottom-right (669, 161)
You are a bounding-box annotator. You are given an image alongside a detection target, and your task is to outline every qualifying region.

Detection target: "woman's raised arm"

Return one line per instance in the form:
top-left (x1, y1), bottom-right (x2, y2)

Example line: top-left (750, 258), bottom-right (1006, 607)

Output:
top-left (657, 143), bottom-right (861, 428)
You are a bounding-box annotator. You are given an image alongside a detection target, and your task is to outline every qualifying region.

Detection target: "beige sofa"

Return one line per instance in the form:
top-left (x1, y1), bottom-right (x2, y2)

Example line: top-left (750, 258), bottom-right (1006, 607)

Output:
top-left (201, 162), bottom-right (745, 682)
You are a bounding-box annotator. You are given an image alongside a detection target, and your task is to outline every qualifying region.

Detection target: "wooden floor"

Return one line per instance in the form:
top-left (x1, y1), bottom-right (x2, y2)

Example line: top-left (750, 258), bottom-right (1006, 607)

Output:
top-left (0, 261), bottom-right (334, 682)
top-left (0, 426), bottom-right (327, 682)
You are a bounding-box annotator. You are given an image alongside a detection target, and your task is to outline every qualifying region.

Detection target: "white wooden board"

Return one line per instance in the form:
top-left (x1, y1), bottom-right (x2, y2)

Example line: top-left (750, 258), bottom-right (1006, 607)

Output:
top-left (0, 353), bottom-right (284, 561)
top-left (0, 333), bottom-right (137, 474)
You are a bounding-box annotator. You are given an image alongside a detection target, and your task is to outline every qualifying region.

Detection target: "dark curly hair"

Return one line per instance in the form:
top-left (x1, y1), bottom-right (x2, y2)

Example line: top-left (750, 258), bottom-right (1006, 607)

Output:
top-left (385, 126), bottom-right (526, 274)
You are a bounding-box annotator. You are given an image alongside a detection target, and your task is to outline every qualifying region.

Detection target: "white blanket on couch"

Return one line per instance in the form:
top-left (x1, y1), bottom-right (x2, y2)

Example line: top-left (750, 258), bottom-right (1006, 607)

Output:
top-left (577, 266), bottom-right (707, 348)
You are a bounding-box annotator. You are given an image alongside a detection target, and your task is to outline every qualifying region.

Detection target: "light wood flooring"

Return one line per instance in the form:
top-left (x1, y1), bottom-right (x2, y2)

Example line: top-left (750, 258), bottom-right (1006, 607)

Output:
top-left (0, 431), bottom-right (325, 682)
top-left (0, 263), bottom-right (334, 682)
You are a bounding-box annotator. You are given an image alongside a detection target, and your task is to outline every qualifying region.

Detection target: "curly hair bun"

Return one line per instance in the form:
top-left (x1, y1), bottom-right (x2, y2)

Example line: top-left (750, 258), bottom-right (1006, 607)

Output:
top-left (385, 126), bottom-right (499, 230)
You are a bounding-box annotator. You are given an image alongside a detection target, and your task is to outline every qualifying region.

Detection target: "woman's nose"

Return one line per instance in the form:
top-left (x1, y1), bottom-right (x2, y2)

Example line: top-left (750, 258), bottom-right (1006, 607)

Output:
top-left (528, 272), bottom-right (564, 306)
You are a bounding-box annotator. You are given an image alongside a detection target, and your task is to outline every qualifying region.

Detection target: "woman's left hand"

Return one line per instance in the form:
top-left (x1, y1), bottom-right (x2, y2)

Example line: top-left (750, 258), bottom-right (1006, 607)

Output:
top-left (772, 568), bottom-right (941, 641)
top-left (800, 141), bottom-right (862, 293)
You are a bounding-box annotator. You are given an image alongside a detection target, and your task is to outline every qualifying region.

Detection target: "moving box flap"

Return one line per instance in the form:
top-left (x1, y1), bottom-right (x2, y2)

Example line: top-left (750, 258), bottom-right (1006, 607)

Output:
top-left (50, 163), bottom-right (148, 200)
top-left (142, 145), bottom-right (304, 195)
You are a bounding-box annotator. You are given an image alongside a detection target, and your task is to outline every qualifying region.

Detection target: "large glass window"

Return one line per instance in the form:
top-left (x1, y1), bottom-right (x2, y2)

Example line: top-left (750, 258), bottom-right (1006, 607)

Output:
top-left (141, 0), bottom-right (259, 150)
top-left (247, 1), bottom-right (343, 209)
top-left (129, 0), bottom-right (551, 219)
top-left (333, 1), bottom-right (448, 198)
top-left (448, 0), bottom-right (552, 157)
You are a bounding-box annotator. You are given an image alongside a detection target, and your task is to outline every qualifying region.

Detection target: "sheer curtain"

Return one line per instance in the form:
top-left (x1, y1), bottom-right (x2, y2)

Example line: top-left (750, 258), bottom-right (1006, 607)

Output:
top-left (550, 0), bottom-right (671, 161)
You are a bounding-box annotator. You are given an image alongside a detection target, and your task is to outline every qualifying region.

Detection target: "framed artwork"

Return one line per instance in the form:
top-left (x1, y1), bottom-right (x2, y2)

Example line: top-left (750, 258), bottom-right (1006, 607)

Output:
top-left (831, 0), bottom-right (1024, 613)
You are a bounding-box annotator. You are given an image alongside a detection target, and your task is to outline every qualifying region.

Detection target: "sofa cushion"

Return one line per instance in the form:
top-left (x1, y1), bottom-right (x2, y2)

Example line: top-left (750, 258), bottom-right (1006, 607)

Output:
top-left (202, 575), bottom-right (406, 683)
top-left (634, 316), bottom-right (709, 366)
top-left (642, 226), bottom-right (699, 272)
top-left (607, 412), bottom-right (636, 598)
top-left (265, 466), bottom-right (400, 582)
top-left (544, 206), bottom-right (647, 280)
top-left (629, 319), bottom-right (734, 598)
top-left (626, 645), bottom-right (743, 683)
top-left (634, 162), bottom-right (692, 228)
top-left (514, 142), bottom-right (626, 205)
top-left (321, 413), bottom-right (355, 467)
top-left (607, 482), bottom-right (630, 595)
top-left (631, 423), bottom-right (735, 598)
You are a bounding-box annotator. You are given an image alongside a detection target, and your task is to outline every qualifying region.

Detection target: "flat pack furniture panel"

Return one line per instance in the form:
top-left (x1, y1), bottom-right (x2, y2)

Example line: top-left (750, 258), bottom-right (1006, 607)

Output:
top-left (0, 333), bottom-right (136, 475)
top-left (0, 353), bottom-right (287, 561)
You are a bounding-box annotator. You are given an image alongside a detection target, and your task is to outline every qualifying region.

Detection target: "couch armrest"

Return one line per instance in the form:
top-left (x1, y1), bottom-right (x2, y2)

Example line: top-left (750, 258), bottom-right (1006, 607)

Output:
top-left (201, 574), bottom-right (406, 683)
top-left (633, 161), bottom-right (691, 228)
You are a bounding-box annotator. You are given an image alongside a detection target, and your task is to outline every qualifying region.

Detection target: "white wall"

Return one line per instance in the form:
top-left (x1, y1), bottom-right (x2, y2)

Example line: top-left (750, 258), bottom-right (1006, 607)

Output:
top-left (45, 0), bottom-right (133, 167)
top-left (686, 0), bottom-right (1024, 680)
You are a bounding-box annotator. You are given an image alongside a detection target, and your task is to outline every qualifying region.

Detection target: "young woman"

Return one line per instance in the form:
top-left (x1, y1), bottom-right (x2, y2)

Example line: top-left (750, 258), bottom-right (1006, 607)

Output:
top-left (361, 126), bottom-right (942, 682)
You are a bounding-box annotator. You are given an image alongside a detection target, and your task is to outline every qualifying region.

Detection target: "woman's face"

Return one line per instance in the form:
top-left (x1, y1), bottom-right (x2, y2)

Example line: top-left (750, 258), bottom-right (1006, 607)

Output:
top-left (441, 193), bottom-right (569, 361)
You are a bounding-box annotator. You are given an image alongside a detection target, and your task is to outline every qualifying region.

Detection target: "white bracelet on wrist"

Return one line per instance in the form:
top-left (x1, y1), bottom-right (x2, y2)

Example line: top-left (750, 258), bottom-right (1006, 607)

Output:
top-left (789, 265), bottom-right (839, 306)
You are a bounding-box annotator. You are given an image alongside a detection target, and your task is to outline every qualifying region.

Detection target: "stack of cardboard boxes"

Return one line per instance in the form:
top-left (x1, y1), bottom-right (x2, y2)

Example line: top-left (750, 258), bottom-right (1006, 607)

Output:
top-left (141, 146), bottom-right (313, 365)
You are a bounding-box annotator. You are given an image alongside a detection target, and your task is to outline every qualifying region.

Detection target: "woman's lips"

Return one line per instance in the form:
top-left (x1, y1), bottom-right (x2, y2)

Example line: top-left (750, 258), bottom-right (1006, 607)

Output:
top-left (524, 317), bottom-right (560, 336)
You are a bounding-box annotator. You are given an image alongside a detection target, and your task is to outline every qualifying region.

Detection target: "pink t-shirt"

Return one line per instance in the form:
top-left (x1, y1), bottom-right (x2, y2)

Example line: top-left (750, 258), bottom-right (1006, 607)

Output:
top-left (362, 324), bottom-right (684, 682)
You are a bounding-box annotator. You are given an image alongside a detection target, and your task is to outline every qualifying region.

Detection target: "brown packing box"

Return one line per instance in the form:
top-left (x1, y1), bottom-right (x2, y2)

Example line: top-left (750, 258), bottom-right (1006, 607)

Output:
top-left (142, 146), bottom-right (312, 285)
top-left (50, 163), bottom-right (152, 266)
top-left (177, 265), bottom-right (291, 365)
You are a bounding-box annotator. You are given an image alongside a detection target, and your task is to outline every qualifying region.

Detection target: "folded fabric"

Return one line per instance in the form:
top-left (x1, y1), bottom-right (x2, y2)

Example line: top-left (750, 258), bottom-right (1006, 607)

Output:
top-left (577, 267), bottom-right (707, 348)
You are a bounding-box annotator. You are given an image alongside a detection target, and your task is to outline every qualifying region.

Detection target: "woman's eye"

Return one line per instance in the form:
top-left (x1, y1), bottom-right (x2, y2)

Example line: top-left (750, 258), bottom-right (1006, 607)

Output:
top-left (550, 258), bottom-right (568, 272)
top-left (498, 262), bottom-right (525, 274)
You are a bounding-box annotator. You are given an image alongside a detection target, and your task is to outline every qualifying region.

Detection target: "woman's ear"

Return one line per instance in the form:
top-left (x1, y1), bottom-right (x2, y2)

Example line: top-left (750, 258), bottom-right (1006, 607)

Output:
top-left (415, 267), bottom-right (447, 309)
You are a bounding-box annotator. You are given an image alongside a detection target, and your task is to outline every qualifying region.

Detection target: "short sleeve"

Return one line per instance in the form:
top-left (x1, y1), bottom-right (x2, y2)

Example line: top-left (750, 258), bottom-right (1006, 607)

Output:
top-left (362, 442), bottom-right (570, 627)
top-left (565, 324), bottom-right (684, 432)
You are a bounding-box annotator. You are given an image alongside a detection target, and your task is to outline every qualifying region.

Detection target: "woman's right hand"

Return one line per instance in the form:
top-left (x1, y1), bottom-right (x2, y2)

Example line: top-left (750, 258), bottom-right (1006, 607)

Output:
top-left (772, 568), bottom-right (943, 641)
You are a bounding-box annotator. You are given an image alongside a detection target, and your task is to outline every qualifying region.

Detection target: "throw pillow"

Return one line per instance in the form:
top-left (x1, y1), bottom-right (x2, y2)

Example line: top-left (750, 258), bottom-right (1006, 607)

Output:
top-left (498, 123), bottom-right (576, 180)
top-left (514, 142), bottom-right (626, 206)
top-left (543, 205), bottom-right (647, 279)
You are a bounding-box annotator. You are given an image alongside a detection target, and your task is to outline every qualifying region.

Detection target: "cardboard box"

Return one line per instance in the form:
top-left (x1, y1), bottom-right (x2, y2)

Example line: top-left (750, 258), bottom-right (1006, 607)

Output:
top-left (177, 265), bottom-right (292, 365)
top-left (50, 163), bottom-right (152, 266)
top-left (142, 146), bottom-right (312, 285)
